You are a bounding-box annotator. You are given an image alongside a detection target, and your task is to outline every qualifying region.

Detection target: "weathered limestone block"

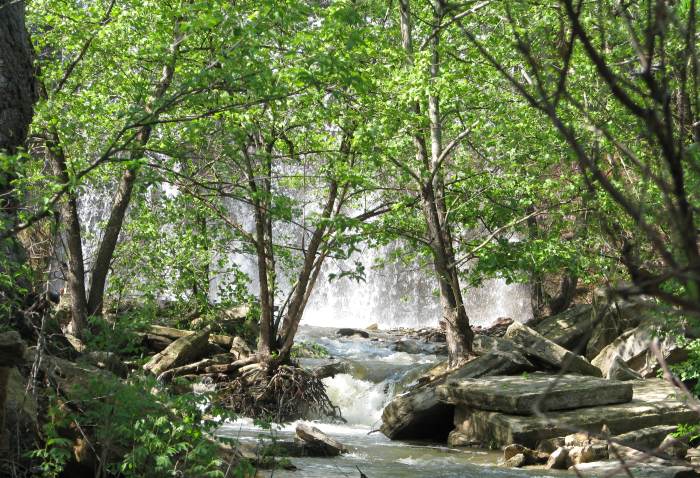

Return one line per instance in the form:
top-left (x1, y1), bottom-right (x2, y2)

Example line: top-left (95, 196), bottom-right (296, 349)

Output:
top-left (613, 425), bottom-right (678, 451)
top-left (295, 423), bottom-right (347, 456)
top-left (505, 322), bottom-right (602, 376)
top-left (592, 321), bottom-right (687, 378)
top-left (149, 325), bottom-right (233, 349)
top-left (438, 374), bottom-right (632, 414)
top-left (568, 443), bottom-right (609, 464)
top-left (143, 328), bottom-right (210, 376)
top-left (585, 302), bottom-right (645, 359)
top-left (501, 453), bottom-right (527, 467)
top-left (503, 443), bottom-right (548, 463)
top-left (572, 461), bottom-right (700, 477)
top-left (533, 304), bottom-right (599, 350)
top-left (466, 379), bottom-right (696, 449)
top-left (660, 434), bottom-right (689, 460)
top-left (380, 350), bottom-right (534, 440)
top-left (606, 355), bottom-right (644, 380)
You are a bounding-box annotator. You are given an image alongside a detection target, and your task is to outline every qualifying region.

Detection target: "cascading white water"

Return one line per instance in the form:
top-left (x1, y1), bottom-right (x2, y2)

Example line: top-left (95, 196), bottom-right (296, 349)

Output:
top-left (302, 242), bottom-right (532, 330)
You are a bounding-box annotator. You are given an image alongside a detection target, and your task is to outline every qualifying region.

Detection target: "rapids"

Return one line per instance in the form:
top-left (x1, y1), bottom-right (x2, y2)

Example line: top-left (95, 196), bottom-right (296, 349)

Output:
top-left (217, 325), bottom-right (562, 477)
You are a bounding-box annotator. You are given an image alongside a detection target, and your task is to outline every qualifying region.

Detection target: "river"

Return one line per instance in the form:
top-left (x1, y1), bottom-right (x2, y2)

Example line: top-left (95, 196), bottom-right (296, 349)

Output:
top-left (217, 325), bottom-right (563, 477)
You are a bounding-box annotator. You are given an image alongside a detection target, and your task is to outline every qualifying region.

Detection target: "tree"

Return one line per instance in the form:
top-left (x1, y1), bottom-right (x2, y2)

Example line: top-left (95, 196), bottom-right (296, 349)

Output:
top-left (0, 0), bottom-right (37, 320)
top-left (453, 0), bottom-right (700, 316)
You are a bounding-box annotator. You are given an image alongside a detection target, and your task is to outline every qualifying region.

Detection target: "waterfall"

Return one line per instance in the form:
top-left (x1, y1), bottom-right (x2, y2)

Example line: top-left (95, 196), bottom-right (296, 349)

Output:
top-left (303, 242), bottom-right (532, 330)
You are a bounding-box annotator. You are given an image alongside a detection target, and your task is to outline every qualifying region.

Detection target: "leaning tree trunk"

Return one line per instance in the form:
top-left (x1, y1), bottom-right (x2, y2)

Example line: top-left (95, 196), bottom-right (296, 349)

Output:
top-left (0, 0), bottom-right (37, 319)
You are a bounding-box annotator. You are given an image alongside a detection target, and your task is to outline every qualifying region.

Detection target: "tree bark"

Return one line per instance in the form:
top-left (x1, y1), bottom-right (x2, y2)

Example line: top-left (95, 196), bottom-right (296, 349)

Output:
top-left (0, 0), bottom-right (36, 312)
top-left (46, 134), bottom-right (89, 336)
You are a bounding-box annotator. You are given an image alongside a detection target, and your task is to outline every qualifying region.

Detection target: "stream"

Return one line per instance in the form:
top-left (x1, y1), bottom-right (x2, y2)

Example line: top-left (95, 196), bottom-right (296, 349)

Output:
top-left (217, 325), bottom-right (564, 477)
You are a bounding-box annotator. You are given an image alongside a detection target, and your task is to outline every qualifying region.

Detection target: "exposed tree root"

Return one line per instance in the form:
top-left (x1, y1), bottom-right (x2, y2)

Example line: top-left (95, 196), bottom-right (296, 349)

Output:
top-left (216, 363), bottom-right (341, 423)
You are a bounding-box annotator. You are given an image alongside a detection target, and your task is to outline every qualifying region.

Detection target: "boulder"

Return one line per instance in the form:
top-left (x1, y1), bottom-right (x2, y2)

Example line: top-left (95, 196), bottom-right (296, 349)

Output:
top-left (148, 325), bottom-right (234, 349)
top-left (606, 355), bottom-right (644, 380)
top-left (295, 423), bottom-right (347, 456)
top-left (465, 379), bottom-right (696, 449)
top-left (366, 323), bottom-right (379, 332)
top-left (660, 434), bottom-right (689, 460)
top-left (229, 336), bottom-right (252, 361)
top-left (568, 443), bottom-right (609, 464)
top-left (572, 461), bottom-right (700, 477)
top-left (380, 350), bottom-right (534, 440)
top-left (448, 429), bottom-right (477, 447)
top-left (592, 321), bottom-right (687, 378)
top-left (532, 304), bottom-right (599, 351)
top-left (503, 443), bottom-right (548, 464)
top-left (336, 328), bottom-right (369, 339)
top-left (84, 351), bottom-right (129, 378)
top-left (504, 321), bottom-right (602, 376)
top-left (613, 425), bottom-right (678, 450)
top-left (0, 331), bottom-right (25, 366)
top-left (546, 447), bottom-right (569, 469)
top-left (585, 302), bottom-right (645, 359)
top-left (312, 361), bottom-right (351, 379)
top-left (439, 374), bottom-right (632, 414)
top-left (501, 452), bottom-right (527, 467)
top-left (143, 328), bottom-right (210, 376)
top-left (394, 339), bottom-right (424, 354)
top-left (686, 447), bottom-right (700, 465)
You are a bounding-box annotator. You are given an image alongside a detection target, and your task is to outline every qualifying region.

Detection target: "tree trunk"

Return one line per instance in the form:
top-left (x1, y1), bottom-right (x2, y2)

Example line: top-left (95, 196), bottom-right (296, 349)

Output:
top-left (0, 0), bottom-right (36, 315)
top-left (399, 0), bottom-right (472, 366)
top-left (86, 23), bottom-right (182, 316)
top-left (46, 135), bottom-right (89, 336)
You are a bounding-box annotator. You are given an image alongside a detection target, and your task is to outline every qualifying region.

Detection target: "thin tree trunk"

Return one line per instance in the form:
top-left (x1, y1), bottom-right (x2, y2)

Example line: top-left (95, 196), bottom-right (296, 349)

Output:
top-left (86, 24), bottom-right (183, 316)
top-left (46, 134), bottom-right (89, 336)
top-left (399, 0), bottom-right (472, 365)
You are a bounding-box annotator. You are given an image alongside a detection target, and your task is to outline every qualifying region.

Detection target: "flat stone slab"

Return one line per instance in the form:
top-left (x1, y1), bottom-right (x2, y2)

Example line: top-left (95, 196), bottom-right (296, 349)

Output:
top-left (466, 379), bottom-right (697, 448)
top-left (438, 374), bottom-right (632, 415)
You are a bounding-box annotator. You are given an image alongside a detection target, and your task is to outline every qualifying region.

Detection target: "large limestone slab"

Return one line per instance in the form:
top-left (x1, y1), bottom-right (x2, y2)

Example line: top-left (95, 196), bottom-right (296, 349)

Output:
top-left (380, 349), bottom-right (534, 440)
top-left (467, 379), bottom-right (697, 448)
top-left (505, 321), bottom-right (602, 376)
top-left (438, 374), bottom-right (632, 415)
top-left (533, 304), bottom-right (598, 350)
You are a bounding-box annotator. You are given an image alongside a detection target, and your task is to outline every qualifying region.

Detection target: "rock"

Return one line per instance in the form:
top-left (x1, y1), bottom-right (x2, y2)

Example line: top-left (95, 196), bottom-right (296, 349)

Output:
top-left (504, 321), bottom-right (602, 376)
top-left (660, 434), bottom-right (689, 459)
top-left (568, 443), bottom-right (609, 464)
top-left (448, 429), bottom-right (478, 447)
top-left (295, 423), bottom-right (347, 456)
top-left (229, 336), bottom-right (252, 360)
top-left (585, 302), bottom-right (645, 359)
top-left (565, 432), bottom-right (600, 447)
top-left (465, 379), bottom-right (696, 449)
top-left (537, 436), bottom-right (565, 453)
top-left (572, 461), bottom-right (700, 477)
top-left (394, 339), bottom-right (423, 354)
top-left (503, 443), bottom-right (548, 464)
top-left (686, 447), bottom-right (700, 465)
top-left (0, 331), bottom-right (25, 366)
top-left (546, 447), bottom-right (569, 469)
top-left (532, 304), bottom-right (599, 351)
top-left (613, 425), bottom-right (678, 450)
top-left (84, 351), bottom-right (128, 378)
top-left (439, 374), bottom-right (632, 414)
top-left (380, 350), bottom-right (534, 440)
top-left (366, 323), bottom-right (379, 331)
top-left (592, 321), bottom-right (687, 378)
top-left (501, 453), bottom-right (527, 467)
top-left (607, 355), bottom-right (644, 380)
top-left (143, 328), bottom-right (210, 376)
top-left (312, 361), bottom-right (350, 379)
top-left (471, 334), bottom-right (525, 356)
top-left (336, 328), bottom-right (369, 339)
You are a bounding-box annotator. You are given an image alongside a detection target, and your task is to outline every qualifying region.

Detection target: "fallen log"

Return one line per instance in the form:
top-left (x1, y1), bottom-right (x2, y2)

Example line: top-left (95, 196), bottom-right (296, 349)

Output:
top-left (144, 329), bottom-right (211, 376)
top-left (148, 325), bottom-right (235, 349)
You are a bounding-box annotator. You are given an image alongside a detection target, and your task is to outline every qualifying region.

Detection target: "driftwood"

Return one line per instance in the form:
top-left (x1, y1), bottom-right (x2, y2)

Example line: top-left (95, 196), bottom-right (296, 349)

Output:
top-left (144, 329), bottom-right (210, 376)
top-left (148, 325), bottom-right (235, 349)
